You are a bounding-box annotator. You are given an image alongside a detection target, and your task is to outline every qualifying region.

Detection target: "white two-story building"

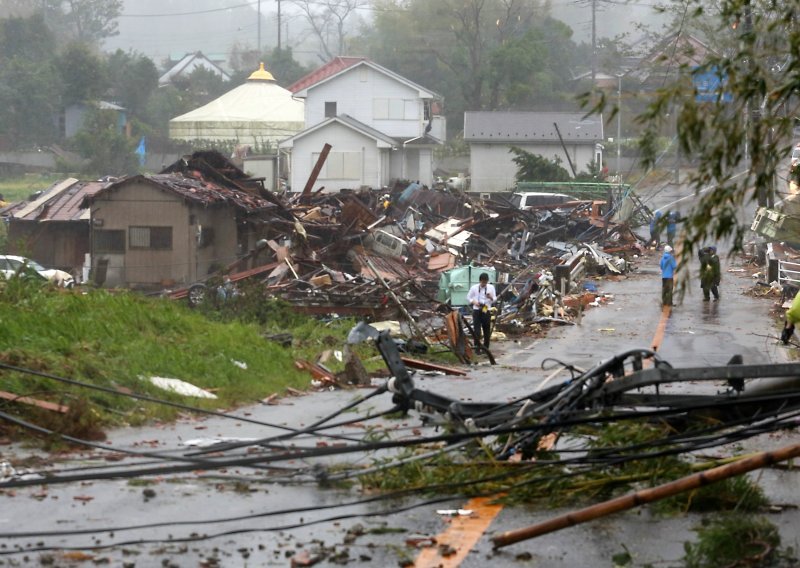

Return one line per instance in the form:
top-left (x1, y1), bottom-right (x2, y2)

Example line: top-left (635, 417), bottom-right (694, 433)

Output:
top-left (280, 56), bottom-right (445, 192)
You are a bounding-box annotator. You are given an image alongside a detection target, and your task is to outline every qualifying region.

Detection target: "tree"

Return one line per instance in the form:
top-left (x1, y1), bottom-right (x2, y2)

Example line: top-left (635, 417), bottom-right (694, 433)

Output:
top-left (0, 15), bottom-right (60, 146)
top-left (57, 41), bottom-right (107, 106)
top-left (106, 50), bottom-right (159, 118)
top-left (265, 47), bottom-right (309, 87)
top-left (0, 13), bottom-right (55, 61)
top-left (72, 107), bottom-right (139, 176)
top-left (585, 0), bottom-right (800, 260)
top-left (288, 0), bottom-right (367, 61)
top-left (0, 58), bottom-right (60, 146)
top-left (41, 0), bottom-right (123, 44)
top-left (510, 146), bottom-right (572, 182)
top-left (353, 0), bottom-right (578, 132)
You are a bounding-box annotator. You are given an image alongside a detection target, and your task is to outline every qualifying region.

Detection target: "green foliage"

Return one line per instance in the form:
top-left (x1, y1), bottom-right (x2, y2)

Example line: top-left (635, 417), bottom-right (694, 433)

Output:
top-left (58, 41), bottom-right (108, 106)
top-left (0, 57), bottom-right (60, 146)
top-left (0, 14), bottom-right (56, 61)
top-left (266, 46), bottom-right (310, 88)
top-left (41, 0), bottom-right (123, 44)
top-left (106, 49), bottom-right (159, 118)
top-left (0, 282), bottom-right (310, 433)
top-left (509, 146), bottom-right (572, 182)
top-left (683, 515), bottom-right (796, 568)
top-left (589, 0), bottom-right (800, 263)
top-left (354, 0), bottom-right (578, 131)
top-left (172, 66), bottom-right (229, 107)
top-left (72, 107), bottom-right (140, 176)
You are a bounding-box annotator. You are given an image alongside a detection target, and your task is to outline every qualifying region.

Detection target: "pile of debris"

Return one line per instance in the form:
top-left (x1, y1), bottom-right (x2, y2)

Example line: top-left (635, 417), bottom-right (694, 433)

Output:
top-left (170, 180), bottom-right (648, 362)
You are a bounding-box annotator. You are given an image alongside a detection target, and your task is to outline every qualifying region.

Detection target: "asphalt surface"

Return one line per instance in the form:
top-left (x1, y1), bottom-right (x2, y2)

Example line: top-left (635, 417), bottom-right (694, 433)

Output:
top-left (2, 250), bottom-right (798, 567)
top-left (2, 179), bottom-right (800, 566)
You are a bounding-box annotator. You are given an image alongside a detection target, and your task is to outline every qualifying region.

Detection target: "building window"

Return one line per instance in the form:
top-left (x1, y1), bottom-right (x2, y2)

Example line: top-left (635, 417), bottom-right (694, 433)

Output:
top-left (325, 101), bottom-right (337, 118)
top-left (129, 226), bottom-right (172, 250)
top-left (373, 98), bottom-right (418, 120)
top-left (94, 230), bottom-right (125, 253)
top-left (311, 151), bottom-right (361, 179)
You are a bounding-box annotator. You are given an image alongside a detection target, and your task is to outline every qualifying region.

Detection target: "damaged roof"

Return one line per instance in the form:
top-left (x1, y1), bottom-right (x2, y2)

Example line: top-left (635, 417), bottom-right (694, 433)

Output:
top-left (87, 173), bottom-right (275, 212)
top-left (464, 111), bottom-right (604, 144)
top-left (4, 178), bottom-right (109, 223)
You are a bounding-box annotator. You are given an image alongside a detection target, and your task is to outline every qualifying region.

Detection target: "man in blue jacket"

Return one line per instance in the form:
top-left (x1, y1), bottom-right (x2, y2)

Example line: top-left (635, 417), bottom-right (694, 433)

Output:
top-left (660, 245), bottom-right (677, 307)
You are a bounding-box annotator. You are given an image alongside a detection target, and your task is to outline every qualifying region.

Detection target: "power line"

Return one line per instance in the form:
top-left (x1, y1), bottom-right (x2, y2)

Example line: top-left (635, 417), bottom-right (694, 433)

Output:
top-left (119, 1), bottom-right (261, 18)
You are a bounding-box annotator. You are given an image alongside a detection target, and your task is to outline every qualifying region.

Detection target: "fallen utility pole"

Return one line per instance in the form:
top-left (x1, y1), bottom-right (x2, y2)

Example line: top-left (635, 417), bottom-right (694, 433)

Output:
top-left (492, 441), bottom-right (800, 549)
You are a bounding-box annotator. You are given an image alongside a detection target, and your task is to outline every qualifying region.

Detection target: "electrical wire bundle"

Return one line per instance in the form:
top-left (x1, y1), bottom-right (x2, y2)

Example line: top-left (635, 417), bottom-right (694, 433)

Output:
top-left (1, 346), bottom-right (799, 558)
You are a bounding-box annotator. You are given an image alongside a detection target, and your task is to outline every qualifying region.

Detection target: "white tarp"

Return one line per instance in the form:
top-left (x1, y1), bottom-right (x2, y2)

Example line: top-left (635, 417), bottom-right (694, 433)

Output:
top-left (142, 376), bottom-right (218, 399)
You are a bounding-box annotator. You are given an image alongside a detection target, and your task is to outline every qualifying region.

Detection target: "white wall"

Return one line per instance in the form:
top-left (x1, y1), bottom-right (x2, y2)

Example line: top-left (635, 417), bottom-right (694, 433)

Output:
top-left (289, 123), bottom-right (386, 192)
top-left (305, 67), bottom-right (425, 139)
top-left (469, 143), bottom-right (599, 193)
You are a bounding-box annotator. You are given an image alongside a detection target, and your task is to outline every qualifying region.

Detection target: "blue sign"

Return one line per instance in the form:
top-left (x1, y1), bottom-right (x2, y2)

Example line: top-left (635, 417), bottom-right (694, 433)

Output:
top-left (693, 67), bottom-right (732, 103)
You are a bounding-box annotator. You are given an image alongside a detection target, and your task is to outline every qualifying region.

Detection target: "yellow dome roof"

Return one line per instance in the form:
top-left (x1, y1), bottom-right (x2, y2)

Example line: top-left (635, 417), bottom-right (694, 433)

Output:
top-left (248, 62), bottom-right (275, 82)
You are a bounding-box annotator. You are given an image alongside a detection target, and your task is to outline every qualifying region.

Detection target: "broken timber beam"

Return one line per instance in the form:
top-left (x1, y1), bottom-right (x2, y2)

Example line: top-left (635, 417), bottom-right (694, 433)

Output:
top-left (0, 390), bottom-right (69, 413)
top-left (399, 357), bottom-right (467, 376)
top-left (492, 441), bottom-right (800, 549)
top-left (301, 143), bottom-right (332, 202)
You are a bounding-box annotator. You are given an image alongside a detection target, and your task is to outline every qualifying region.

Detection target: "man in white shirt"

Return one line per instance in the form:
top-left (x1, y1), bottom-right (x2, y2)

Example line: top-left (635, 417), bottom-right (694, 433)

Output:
top-left (466, 272), bottom-right (496, 351)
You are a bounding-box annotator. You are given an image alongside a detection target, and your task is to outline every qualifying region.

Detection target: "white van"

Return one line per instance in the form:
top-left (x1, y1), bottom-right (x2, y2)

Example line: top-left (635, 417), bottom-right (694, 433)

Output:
top-left (364, 230), bottom-right (408, 258)
top-left (510, 192), bottom-right (574, 210)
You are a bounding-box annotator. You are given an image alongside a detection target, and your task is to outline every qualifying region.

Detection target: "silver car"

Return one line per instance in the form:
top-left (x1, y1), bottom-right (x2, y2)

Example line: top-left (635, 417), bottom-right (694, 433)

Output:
top-left (0, 255), bottom-right (75, 288)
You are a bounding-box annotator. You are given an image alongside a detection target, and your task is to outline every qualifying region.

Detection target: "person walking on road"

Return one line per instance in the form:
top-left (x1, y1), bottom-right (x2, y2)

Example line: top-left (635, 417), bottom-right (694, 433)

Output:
top-left (649, 210), bottom-right (663, 248)
top-left (660, 245), bottom-right (677, 307)
top-left (699, 246), bottom-right (721, 301)
top-left (467, 272), bottom-right (496, 350)
top-left (666, 210), bottom-right (680, 246)
top-left (781, 289), bottom-right (800, 344)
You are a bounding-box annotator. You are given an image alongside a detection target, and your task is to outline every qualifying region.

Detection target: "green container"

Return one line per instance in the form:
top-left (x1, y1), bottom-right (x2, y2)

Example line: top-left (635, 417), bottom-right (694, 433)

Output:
top-left (437, 265), bottom-right (497, 306)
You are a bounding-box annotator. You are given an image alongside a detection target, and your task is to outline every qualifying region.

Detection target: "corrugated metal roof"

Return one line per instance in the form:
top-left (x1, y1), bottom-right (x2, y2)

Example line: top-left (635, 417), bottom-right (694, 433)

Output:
top-left (464, 111), bottom-right (604, 144)
top-left (5, 179), bottom-right (109, 223)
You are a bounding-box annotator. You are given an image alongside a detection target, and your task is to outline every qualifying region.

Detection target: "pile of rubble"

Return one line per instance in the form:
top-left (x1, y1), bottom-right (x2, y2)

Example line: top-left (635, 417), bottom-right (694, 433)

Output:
top-left (170, 180), bottom-right (648, 362)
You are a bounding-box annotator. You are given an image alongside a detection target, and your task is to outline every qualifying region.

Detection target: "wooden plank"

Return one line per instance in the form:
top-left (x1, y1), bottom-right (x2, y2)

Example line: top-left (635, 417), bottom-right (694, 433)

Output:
top-left (400, 357), bottom-right (467, 376)
top-left (0, 390), bottom-right (69, 413)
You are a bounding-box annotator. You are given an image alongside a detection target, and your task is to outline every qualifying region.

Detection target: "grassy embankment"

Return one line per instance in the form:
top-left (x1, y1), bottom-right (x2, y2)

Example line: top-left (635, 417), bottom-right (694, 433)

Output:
top-left (0, 174), bottom-right (64, 203)
top-left (0, 277), bottom-right (375, 441)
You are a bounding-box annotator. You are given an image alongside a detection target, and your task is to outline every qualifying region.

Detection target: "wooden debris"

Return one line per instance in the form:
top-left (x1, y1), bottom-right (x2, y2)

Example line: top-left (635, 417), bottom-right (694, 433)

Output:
top-left (0, 390), bottom-right (68, 413)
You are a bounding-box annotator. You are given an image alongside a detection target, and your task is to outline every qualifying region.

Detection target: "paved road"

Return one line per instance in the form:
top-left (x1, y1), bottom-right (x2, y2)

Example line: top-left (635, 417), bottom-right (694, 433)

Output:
top-left (2, 178), bottom-right (800, 566)
top-left (2, 251), bottom-right (797, 567)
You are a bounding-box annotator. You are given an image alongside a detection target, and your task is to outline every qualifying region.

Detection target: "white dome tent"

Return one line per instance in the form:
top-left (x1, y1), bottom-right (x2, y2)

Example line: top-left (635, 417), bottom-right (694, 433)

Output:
top-left (169, 63), bottom-right (305, 147)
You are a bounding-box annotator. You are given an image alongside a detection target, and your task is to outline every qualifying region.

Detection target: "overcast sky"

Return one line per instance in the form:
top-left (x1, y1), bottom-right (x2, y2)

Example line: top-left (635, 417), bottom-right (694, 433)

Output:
top-left (102, 0), bottom-right (667, 68)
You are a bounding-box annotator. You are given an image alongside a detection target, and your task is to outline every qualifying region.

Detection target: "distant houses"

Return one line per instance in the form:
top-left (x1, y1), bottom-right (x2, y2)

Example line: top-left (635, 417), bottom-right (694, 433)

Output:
top-left (279, 57), bottom-right (445, 192)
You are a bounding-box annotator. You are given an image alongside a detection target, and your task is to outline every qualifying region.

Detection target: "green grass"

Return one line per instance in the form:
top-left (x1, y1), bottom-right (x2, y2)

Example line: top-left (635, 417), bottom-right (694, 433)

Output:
top-left (0, 278), bottom-right (342, 437)
top-left (0, 174), bottom-right (65, 203)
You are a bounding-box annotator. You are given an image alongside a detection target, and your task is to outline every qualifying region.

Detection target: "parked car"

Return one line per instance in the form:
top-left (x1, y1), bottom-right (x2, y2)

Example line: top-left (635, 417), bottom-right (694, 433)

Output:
top-left (791, 143), bottom-right (800, 167)
top-left (510, 192), bottom-right (575, 210)
top-left (0, 255), bottom-right (75, 288)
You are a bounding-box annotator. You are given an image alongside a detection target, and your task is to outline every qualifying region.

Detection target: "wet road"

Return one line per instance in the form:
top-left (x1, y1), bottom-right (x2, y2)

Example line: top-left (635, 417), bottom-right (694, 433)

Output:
top-left (2, 180), bottom-right (800, 566)
top-left (2, 252), bottom-right (797, 567)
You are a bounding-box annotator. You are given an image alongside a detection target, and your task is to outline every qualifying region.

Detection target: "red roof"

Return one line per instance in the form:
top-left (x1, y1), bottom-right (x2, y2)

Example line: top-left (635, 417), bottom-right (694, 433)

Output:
top-left (288, 56), bottom-right (367, 94)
